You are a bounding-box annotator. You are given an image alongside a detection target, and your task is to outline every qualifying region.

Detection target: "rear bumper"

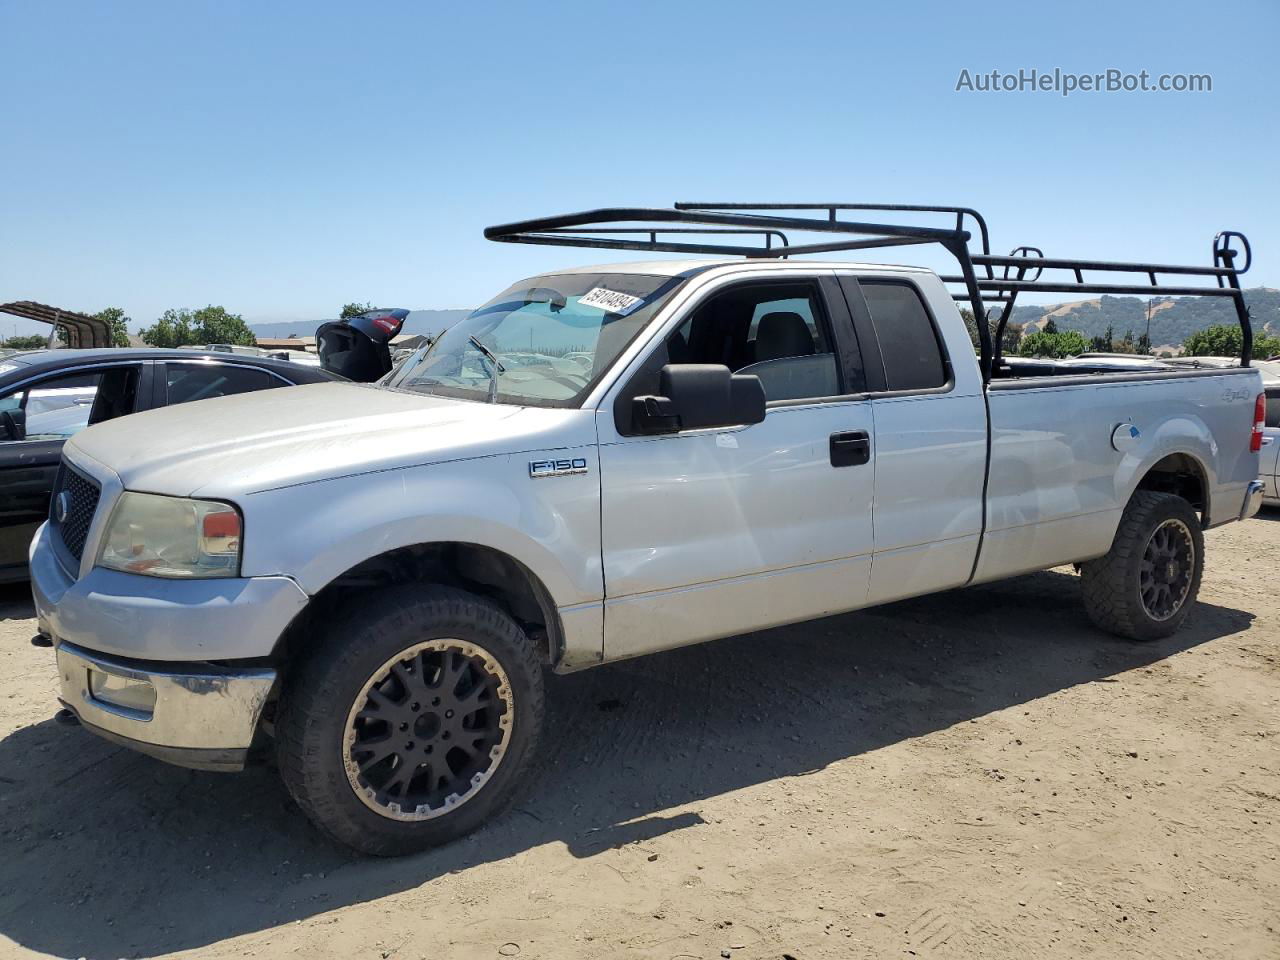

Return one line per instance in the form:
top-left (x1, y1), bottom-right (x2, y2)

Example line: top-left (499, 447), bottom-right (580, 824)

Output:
top-left (1241, 480), bottom-right (1265, 520)
top-left (55, 641), bottom-right (276, 772)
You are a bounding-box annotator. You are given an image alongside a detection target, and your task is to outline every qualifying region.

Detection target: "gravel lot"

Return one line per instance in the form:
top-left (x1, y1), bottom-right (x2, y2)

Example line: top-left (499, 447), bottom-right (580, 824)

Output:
top-left (1, 515), bottom-right (1277, 960)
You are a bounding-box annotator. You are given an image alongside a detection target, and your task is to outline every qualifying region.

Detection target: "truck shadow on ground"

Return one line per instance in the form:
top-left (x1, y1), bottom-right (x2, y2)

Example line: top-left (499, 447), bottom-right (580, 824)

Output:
top-left (0, 582), bottom-right (34, 621)
top-left (0, 570), bottom-right (1254, 958)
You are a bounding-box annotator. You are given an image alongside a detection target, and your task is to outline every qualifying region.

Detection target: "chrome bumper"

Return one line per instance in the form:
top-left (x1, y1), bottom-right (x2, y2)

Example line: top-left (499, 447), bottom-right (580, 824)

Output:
top-left (55, 641), bottom-right (276, 772)
top-left (1241, 480), bottom-right (1265, 520)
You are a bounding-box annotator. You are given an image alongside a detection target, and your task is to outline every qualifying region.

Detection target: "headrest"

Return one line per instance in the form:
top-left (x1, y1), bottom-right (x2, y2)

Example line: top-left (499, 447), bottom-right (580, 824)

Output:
top-left (755, 312), bottom-right (815, 362)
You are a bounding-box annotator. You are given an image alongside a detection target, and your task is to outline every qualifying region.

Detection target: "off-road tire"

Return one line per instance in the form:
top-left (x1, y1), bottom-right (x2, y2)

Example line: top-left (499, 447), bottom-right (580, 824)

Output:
top-left (1080, 491), bottom-right (1204, 641)
top-left (276, 585), bottom-right (544, 856)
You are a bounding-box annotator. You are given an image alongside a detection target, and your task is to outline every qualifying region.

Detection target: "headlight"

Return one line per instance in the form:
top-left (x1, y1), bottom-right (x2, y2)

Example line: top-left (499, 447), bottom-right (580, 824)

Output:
top-left (97, 492), bottom-right (242, 578)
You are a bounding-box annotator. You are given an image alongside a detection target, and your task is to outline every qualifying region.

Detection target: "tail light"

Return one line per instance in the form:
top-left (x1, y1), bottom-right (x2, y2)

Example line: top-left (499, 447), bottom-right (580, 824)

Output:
top-left (1251, 392), bottom-right (1265, 452)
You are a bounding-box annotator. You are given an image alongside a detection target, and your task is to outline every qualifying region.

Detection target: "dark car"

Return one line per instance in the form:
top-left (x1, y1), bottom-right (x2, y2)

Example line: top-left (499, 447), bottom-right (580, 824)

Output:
top-left (0, 348), bottom-right (343, 582)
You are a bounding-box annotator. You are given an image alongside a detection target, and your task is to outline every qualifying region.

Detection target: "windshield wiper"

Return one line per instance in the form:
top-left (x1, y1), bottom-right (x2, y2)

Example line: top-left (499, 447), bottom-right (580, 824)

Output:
top-left (468, 335), bottom-right (506, 403)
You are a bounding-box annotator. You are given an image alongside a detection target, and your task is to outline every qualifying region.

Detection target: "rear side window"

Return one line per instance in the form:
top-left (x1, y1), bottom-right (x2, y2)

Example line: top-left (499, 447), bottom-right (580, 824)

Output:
top-left (860, 282), bottom-right (948, 391)
top-left (164, 363), bottom-right (278, 406)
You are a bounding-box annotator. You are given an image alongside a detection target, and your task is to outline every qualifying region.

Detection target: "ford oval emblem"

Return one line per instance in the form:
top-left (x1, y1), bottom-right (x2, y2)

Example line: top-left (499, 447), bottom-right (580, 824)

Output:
top-left (54, 490), bottom-right (71, 523)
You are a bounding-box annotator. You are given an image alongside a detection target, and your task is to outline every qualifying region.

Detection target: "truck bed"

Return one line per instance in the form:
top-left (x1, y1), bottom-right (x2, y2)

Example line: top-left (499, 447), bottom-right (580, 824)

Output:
top-left (976, 364), bottom-right (1261, 584)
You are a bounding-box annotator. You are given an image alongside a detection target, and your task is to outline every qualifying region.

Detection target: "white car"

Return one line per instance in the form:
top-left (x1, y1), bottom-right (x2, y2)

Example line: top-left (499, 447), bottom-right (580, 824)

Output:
top-left (1261, 426), bottom-right (1279, 505)
top-left (1253, 362), bottom-right (1280, 505)
top-left (30, 203), bottom-right (1265, 855)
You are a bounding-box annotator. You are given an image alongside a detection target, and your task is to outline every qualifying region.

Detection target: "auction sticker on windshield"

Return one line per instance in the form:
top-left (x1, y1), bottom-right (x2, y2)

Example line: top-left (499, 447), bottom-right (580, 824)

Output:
top-left (578, 287), bottom-right (645, 315)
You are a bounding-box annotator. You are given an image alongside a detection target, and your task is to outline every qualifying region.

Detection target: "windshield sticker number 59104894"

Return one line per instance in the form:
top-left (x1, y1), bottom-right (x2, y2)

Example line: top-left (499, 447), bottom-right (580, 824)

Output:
top-left (578, 287), bottom-right (645, 315)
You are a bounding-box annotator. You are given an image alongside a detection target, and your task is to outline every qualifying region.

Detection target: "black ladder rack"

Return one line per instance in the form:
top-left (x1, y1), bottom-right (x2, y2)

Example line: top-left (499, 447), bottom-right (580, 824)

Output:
top-left (484, 203), bottom-right (1253, 378)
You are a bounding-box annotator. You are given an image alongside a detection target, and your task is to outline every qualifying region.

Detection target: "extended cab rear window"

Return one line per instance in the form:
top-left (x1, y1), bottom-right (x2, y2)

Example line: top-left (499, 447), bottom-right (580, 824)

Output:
top-left (860, 281), bottom-right (948, 392)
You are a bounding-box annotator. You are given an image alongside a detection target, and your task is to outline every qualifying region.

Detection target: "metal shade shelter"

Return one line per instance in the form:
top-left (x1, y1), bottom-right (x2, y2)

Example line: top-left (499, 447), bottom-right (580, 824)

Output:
top-left (484, 202), bottom-right (1254, 380)
top-left (0, 301), bottom-right (113, 348)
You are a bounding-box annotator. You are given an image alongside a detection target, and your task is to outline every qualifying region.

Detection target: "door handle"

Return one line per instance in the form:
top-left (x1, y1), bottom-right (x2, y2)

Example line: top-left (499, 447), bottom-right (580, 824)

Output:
top-left (830, 430), bottom-right (871, 467)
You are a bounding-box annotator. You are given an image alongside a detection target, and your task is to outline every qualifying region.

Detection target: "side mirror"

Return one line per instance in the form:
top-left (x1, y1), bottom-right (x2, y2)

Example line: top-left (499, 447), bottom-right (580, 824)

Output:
top-left (632, 364), bottom-right (766, 435)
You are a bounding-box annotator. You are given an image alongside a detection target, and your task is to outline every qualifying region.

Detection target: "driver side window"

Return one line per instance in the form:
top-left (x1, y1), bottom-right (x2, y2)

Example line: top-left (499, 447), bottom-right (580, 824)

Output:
top-left (666, 280), bottom-right (842, 402)
top-left (0, 369), bottom-right (128, 442)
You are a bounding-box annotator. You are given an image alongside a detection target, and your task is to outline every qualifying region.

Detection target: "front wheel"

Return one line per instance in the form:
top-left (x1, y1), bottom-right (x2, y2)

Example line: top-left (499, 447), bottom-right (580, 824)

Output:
top-left (276, 585), bottom-right (544, 856)
top-left (1080, 491), bottom-right (1204, 641)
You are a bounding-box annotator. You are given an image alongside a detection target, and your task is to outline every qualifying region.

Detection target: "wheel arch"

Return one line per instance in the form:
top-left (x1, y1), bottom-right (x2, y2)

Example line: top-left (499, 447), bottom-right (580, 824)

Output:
top-left (273, 541), bottom-right (566, 668)
top-left (1111, 409), bottom-right (1218, 529)
top-left (1129, 450), bottom-right (1210, 526)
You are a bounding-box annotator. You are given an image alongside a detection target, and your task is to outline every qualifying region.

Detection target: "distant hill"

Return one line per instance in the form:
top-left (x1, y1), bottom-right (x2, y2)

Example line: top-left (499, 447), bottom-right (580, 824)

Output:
top-left (250, 308), bottom-right (471, 340)
top-left (1009, 287), bottom-right (1279, 347)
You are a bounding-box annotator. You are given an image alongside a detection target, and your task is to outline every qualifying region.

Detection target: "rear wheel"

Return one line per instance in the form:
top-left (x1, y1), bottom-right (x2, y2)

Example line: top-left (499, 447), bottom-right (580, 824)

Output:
top-left (276, 585), bottom-right (544, 855)
top-left (1080, 491), bottom-right (1204, 641)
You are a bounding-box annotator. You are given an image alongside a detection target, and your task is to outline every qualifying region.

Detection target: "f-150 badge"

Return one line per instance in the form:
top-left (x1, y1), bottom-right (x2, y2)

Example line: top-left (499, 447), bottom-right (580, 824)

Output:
top-left (529, 458), bottom-right (588, 478)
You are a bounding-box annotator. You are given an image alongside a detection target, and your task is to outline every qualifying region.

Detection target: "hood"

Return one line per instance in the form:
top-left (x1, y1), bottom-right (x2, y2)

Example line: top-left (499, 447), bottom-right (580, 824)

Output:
top-left (66, 382), bottom-right (596, 498)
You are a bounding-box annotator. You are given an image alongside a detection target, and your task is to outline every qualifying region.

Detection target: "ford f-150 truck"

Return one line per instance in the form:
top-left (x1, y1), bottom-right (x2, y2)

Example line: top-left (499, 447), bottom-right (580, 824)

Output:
top-left (29, 203), bottom-right (1266, 855)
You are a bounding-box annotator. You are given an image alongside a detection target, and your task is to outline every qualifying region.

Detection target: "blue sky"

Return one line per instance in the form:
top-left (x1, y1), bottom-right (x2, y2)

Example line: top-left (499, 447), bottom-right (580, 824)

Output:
top-left (1, 0), bottom-right (1276, 334)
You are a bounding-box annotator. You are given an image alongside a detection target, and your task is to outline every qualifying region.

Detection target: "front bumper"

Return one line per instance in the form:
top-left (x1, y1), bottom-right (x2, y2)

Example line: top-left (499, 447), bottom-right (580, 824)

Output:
top-left (1241, 480), bottom-right (1265, 520)
top-left (56, 641), bottom-right (276, 771)
top-left (29, 521), bottom-right (305, 772)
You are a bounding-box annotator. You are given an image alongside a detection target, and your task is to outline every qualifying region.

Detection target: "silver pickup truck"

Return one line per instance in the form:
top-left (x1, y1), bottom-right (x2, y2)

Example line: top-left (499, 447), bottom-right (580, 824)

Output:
top-left (30, 203), bottom-right (1265, 855)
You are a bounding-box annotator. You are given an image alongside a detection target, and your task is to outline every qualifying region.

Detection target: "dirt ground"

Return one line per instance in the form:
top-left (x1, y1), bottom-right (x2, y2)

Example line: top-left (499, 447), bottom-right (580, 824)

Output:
top-left (1, 516), bottom-right (1277, 960)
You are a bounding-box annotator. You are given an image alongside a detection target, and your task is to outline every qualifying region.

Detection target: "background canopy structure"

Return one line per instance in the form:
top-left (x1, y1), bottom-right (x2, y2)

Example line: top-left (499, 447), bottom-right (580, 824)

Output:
top-left (0, 301), bottom-right (112, 349)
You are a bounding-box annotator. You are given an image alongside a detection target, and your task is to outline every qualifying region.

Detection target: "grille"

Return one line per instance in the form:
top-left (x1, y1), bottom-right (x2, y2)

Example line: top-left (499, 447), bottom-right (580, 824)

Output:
top-left (51, 463), bottom-right (101, 564)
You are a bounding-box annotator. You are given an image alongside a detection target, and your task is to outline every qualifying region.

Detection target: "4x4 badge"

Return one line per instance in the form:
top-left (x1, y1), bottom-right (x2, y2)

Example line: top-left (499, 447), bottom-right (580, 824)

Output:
top-left (529, 458), bottom-right (588, 479)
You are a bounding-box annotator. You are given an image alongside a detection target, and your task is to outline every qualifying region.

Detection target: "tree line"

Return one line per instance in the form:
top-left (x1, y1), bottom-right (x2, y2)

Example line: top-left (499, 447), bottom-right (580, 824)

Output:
top-left (2, 301), bottom-right (390, 351)
top-left (962, 308), bottom-right (1280, 360)
top-left (1, 305), bottom-right (257, 350)
top-left (1022, 321), bottom-right (1280, 360)
top-left (7, 301), bottom-right (1276, 363)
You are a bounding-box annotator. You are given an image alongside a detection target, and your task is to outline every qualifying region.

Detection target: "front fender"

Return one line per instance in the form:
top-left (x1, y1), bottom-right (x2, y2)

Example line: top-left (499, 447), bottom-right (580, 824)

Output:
top-left (237, 449), bottom-right (603, 607)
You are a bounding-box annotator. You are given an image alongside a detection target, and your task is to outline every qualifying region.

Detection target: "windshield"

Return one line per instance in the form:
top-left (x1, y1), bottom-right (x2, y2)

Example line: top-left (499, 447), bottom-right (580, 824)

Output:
top-left (383, 272), bottom-right (683, 407)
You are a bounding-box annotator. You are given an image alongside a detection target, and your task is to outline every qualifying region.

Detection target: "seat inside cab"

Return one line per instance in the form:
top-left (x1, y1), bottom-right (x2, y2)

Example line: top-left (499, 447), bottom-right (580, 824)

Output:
top-left (667, 281), bottom-right (840, 401)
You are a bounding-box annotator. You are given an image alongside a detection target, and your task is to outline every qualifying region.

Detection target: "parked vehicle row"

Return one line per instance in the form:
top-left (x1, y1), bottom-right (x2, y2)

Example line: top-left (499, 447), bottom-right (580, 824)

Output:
top-left (26, 202), bottom-right (1265, 856)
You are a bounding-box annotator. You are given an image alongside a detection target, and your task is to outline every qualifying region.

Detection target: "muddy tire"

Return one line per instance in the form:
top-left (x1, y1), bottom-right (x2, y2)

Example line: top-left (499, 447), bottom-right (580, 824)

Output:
top-left (276, 585), bottom-right (544, 856)
top-left (1080, 491), bottom-right (1204, 641)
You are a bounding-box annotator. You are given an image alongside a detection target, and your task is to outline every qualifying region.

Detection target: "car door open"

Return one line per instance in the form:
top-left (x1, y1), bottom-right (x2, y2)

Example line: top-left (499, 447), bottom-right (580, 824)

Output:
top-left (0, 364), bottom-right (143, 580)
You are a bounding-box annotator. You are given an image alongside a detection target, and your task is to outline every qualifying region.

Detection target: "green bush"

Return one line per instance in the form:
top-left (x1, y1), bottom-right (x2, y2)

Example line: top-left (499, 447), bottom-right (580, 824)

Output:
top-left (1018, 330), bottom-right (1091, 359)
top-left (3, 334), bottom-right (49, 350)
top-left (140, 306), bottom-right (256, 348)
top-left (1182, 324), bottom-right (1280, 360)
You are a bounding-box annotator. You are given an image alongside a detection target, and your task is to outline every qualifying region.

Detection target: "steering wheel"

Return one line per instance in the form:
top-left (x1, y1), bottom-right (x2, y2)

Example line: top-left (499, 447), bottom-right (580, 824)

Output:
top-left (1, 409), bottom-right (23, 442)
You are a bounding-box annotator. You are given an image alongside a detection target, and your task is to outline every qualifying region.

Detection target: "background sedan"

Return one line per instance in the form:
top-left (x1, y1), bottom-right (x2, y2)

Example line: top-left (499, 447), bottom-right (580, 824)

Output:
top-left (0, 348), bottom-right (342, 582)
